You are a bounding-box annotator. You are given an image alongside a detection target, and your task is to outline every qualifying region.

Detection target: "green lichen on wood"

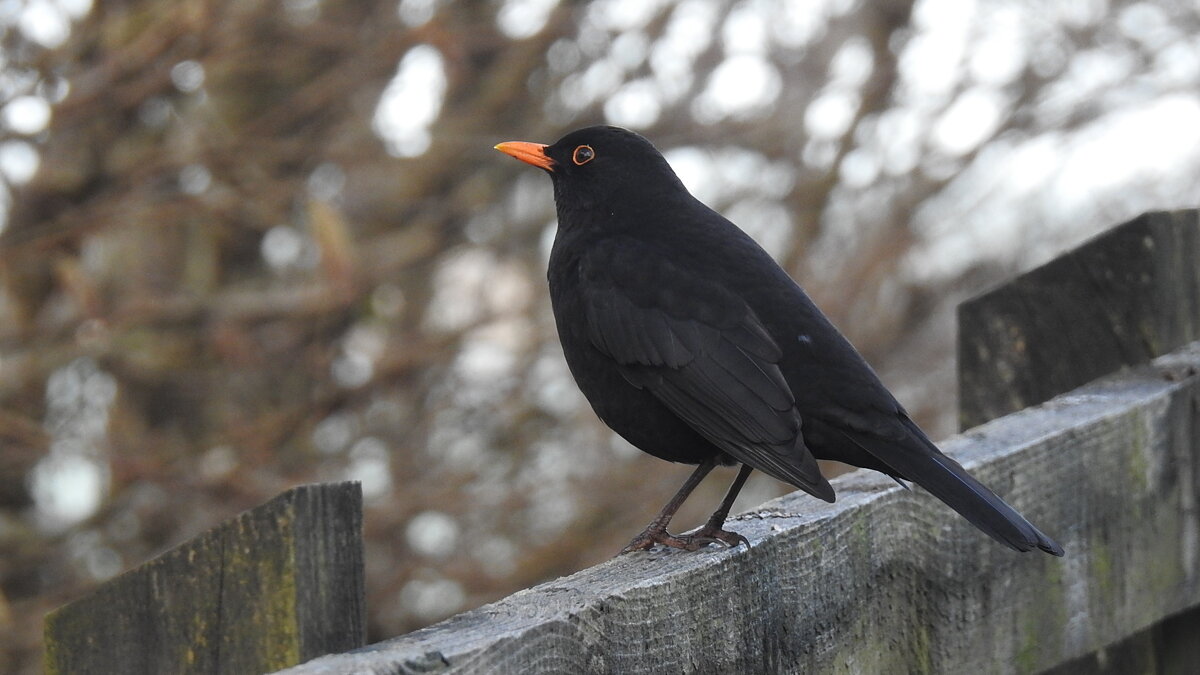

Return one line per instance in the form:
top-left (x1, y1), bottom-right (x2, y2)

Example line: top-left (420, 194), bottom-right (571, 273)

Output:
top-left (1089, 535), bottom-right (1115, 615)
top-left (1127, 409), bottom-right (1152, 496)
top-left (909, 619), bottom-right (933, 675)
top-left (42, 605), bottom-right (78, 675)
top-left (43, 483), bottom-right (363, 674)
top-left (1017, 555), bottom-right (1068, 674)
top-left (212, 503), bottom-right (304, 671)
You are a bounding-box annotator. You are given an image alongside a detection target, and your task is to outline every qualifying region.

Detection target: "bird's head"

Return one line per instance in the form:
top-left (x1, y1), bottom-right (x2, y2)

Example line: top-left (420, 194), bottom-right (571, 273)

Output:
top-left (495, 125), bottom-right (686, 215)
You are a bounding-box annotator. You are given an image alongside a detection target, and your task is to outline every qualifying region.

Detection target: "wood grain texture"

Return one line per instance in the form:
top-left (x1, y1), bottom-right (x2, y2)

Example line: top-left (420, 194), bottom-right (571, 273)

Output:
top-left (958, 209), bottom-right (1200, 430)
top-left (44, 481), bottom-right (365, 675)
top-left (277, 344), bottom-right (1200, 675)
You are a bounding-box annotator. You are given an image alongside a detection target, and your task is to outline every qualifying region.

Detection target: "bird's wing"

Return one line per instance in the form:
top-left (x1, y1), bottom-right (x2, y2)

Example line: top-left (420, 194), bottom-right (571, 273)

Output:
top-left (579, 241), bottom-right (833, 502)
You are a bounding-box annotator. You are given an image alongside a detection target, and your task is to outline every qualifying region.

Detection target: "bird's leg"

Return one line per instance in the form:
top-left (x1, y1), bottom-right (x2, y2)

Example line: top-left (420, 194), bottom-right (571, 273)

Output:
top-left (621, 458), bottom-right (717, 554)
top-left (679, 464), bottom-right (752, 550)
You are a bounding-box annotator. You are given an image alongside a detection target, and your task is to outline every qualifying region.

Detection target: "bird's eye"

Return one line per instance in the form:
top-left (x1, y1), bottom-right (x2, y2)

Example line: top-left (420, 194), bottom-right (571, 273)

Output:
top-left (572, 145), bottom-right (595, 166)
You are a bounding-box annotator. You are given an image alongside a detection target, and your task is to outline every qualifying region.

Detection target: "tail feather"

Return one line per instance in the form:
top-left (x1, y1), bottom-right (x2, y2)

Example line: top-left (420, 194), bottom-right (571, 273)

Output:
top-left (922, 452), bottom-right (1064, 555)
top-left (837, 425), bottom-right (1064, 556)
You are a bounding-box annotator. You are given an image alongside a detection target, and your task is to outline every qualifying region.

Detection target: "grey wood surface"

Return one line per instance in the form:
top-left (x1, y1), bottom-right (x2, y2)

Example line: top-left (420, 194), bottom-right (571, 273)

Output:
top-left (277, 344), bottom-right (1200, 675)
top-left (44, 481), bottom-right (365, 674)
top-left (958, 209), bottom-right (1200, 429)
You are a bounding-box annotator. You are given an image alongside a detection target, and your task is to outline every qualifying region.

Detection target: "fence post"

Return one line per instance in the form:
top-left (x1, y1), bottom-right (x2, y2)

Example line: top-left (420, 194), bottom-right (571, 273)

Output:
top-left (957, 209), bottom-right (1200, 672)
top-left (958, 209), bottom-right (1200, 429)
top-left (44, 481), bottom-right (365, 674)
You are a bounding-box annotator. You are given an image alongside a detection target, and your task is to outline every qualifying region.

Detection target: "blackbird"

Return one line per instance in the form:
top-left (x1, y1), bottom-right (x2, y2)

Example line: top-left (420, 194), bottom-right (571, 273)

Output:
top-left (496, 126), bottom-right (1063, 556)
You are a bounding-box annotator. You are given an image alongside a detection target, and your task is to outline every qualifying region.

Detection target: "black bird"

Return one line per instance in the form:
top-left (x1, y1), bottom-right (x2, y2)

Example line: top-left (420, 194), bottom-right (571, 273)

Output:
top-left (496, 126), bottom-right (1063, 557)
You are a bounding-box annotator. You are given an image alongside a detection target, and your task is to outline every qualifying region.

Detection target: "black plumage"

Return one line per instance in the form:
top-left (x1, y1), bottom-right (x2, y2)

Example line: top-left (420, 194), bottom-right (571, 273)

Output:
top-left (496, 126), bottom-right (1063, 556)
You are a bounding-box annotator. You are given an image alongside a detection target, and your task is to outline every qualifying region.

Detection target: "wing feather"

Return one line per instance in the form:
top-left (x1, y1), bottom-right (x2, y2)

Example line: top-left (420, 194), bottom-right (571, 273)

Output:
top-left (580, 243), bottom-right (833, 501)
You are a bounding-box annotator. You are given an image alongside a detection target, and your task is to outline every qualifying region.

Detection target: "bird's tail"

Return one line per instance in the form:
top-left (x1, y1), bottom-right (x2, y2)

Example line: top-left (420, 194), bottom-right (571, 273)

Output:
top-left (841, 424), bottom-right (1064, 556)
top-left (915, 449), bottom-right (1063, 555)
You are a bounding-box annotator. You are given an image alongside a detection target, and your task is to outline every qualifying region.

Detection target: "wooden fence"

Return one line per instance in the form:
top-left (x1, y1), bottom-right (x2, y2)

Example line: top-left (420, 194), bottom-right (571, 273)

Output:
top-left (44, 483), bottom-right (365, 674)
top-left (44, 210), bottom-right (1200, 674)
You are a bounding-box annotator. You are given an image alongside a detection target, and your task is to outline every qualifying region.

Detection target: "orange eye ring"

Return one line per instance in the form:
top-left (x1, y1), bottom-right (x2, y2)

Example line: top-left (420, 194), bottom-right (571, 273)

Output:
top-left (572, 145), bottom-right (595, 165)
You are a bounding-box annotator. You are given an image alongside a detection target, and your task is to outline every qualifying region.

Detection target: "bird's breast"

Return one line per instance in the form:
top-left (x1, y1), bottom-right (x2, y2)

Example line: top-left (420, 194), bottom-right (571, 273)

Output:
top-left (545, 240), bottom-right (722, 464)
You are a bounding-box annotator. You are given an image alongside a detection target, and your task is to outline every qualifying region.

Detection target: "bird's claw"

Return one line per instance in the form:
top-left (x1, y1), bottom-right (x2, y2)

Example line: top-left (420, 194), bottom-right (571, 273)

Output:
top-left (680, 525), bottom-right (749, 550)
top-left (620, 527), bottom-right (691, 554)
top-left (620, 524), bottom-right (748, 554)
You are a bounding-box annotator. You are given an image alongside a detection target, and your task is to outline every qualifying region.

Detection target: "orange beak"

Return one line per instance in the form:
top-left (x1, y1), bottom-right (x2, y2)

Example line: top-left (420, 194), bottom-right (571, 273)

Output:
top-left (494, 141), bottom-right (555, 171)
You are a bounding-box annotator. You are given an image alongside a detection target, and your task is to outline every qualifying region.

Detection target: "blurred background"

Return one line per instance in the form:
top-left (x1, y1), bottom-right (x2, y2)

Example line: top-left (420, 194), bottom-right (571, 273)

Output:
top-left (1, 0), bottom-right (1198, 671)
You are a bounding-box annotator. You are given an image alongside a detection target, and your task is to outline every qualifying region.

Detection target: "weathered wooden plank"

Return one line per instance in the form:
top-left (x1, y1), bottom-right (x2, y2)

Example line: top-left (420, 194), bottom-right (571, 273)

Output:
top-left (958, 209), bottom-right (1200, 429)
top-left (44, 481), bottom-right (365, 675)
top-left (275, 345), bottom-right (1200, 675)
top-left (1045, 605), bottom-right (1200, 675)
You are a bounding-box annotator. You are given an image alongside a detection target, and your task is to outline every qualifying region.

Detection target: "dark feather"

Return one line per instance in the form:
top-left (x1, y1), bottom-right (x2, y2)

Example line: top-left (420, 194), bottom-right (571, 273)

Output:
top-left (832, 420), bottom-right (1063, 555)
top-left (579, 242), bottom-right (833, 502)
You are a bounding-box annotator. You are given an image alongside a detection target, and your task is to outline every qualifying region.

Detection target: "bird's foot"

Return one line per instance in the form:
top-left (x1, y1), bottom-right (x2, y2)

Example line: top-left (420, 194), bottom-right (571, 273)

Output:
top-left (620, 525), bottom-right (694, 554)
top-left (679, 524), bottom-right (749, 551)
top-left (620, 523), bottom-right (748, 554)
